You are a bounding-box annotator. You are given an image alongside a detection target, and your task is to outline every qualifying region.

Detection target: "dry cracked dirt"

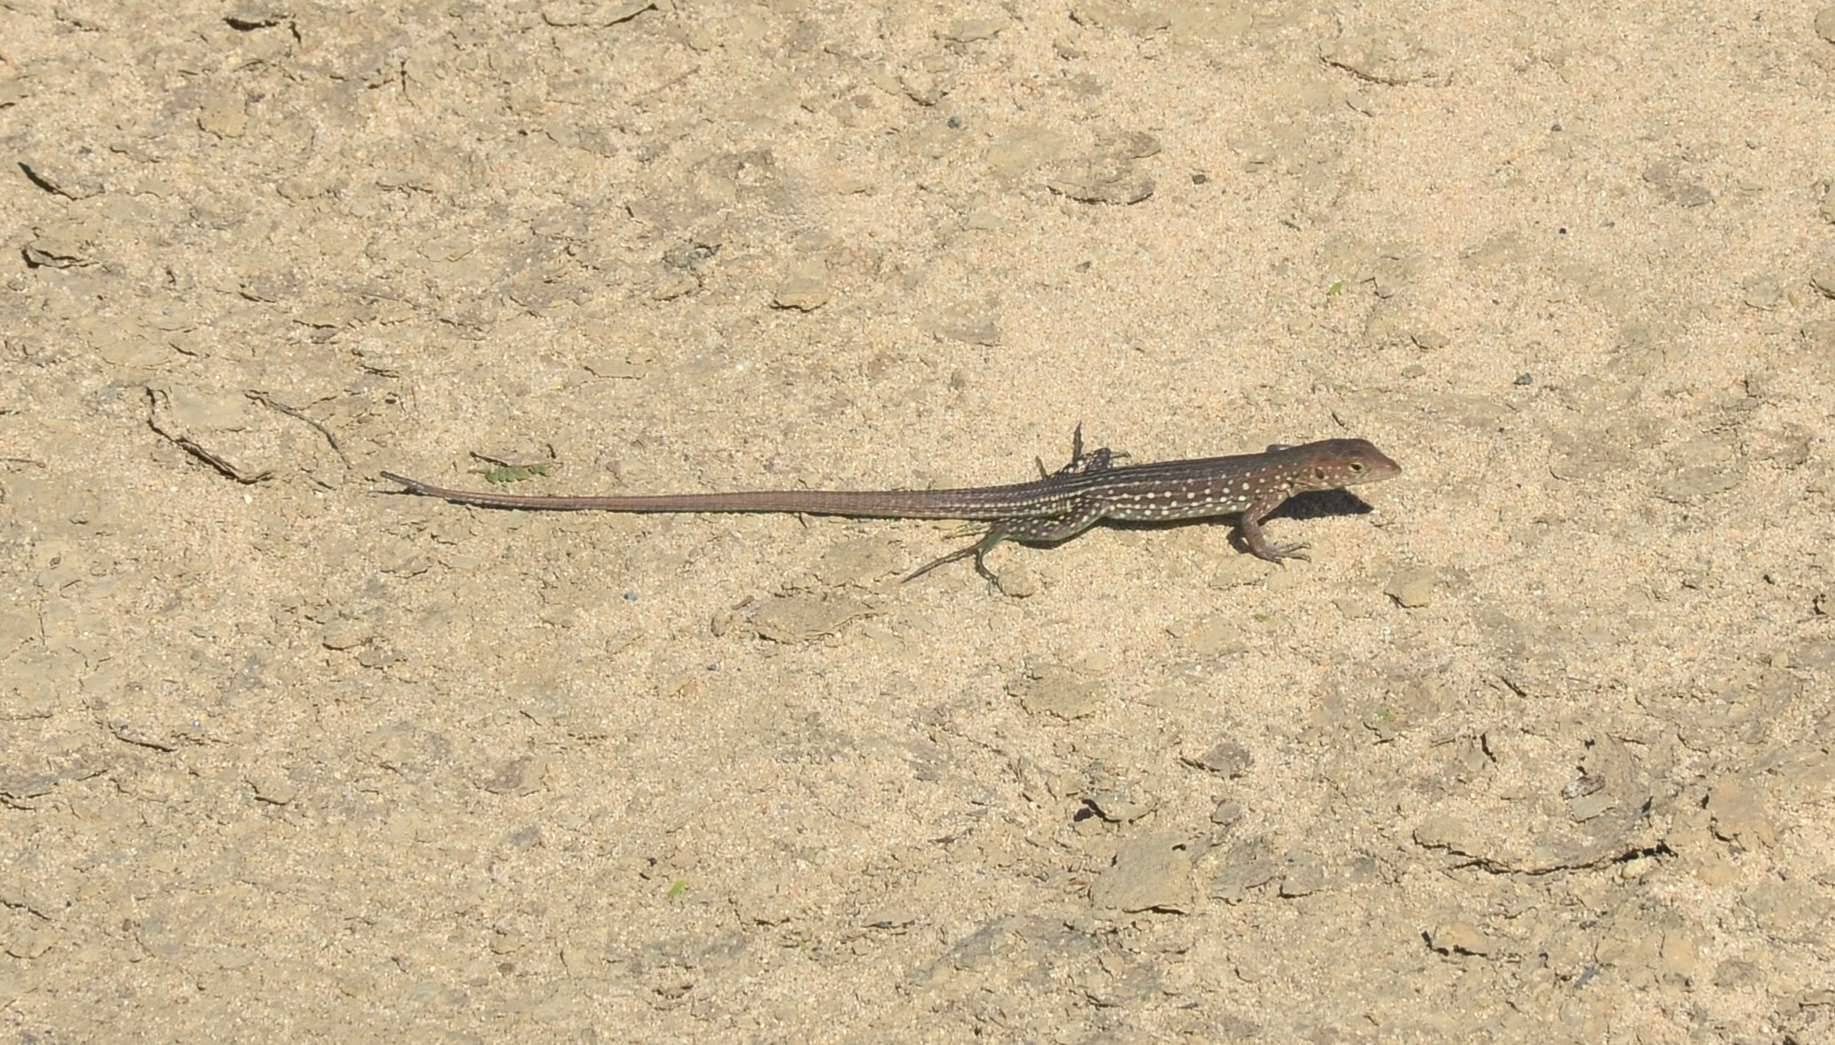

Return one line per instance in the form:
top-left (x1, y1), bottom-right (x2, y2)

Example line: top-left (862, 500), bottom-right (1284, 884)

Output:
top-left (5, 1), bottom-right (1835, 1041)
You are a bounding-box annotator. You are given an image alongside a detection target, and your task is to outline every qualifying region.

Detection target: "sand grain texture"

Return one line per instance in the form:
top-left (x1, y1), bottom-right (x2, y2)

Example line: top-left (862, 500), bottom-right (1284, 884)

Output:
top-left (3, 1), bottom-right (1834, 1040)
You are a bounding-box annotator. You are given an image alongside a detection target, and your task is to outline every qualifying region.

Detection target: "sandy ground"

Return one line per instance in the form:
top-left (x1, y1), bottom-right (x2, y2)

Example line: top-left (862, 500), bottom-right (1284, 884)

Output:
top-left (4, 0), bottom-right (1835, 1040)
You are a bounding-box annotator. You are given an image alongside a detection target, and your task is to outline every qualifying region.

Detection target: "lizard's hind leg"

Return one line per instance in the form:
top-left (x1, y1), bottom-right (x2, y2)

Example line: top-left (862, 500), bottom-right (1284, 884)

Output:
top-left (904, 504), bottom-right (1107, 585)
top-left (905, 528), bottom-right (1011, 583)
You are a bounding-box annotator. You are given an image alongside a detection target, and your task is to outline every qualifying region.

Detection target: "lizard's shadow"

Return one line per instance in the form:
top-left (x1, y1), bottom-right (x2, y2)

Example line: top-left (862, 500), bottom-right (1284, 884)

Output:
top-left (1089, 489), bottom-right (1381, 546)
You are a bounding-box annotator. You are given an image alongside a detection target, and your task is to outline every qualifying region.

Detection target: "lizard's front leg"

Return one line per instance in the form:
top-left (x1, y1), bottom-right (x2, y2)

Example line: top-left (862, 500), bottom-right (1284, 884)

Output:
top-left (1235, 490), bottom-right (1310, 564)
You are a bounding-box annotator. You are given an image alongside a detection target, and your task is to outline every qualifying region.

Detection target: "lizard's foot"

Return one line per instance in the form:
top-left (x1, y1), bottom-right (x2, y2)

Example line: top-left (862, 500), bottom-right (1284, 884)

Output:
top-left (1238, 517), bottom-right (1311, 565)
top-left (1258, 541), bottom-right (1311, 564)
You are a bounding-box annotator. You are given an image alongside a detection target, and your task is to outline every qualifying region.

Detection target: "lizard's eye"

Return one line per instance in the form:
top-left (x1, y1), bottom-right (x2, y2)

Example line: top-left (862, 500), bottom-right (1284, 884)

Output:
top-left (1349, 461), bottom-right (1364, 472)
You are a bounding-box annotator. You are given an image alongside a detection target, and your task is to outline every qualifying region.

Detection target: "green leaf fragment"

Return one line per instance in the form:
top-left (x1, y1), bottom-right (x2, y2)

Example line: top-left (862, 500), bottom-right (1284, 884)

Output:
top-left (483, 463), bottom-right (551, 484)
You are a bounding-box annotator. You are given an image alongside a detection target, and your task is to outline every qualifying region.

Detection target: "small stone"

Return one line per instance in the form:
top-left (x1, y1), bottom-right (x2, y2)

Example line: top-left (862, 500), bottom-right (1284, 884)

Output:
top-left (994, 565), bottom-right (1040, 598)
top-left (1804, 318), bottom-right (1835, 349)
top-left (963, 208), bottom-right (1002, 232)
top-left (1045, 132), bottom-right (1159, 205)
top-left (652, 270), bottom-right (697, 301)
top-left (771, 270), bottom-right (830, 312)
top-left (1209, 841), bottom-right (1279, 902)
top-left (1642, 160), bottom-right (1712, 208)
top-left (1427, 921), bottom-right (1492, 956)
top-left (750, 595), bottom-right (875, 643)
top-left (944, 16), bottom-right (1009, 42)
top-left (1320, 29), bottom-right (1438, 85)
top-left (92, 326), bottom-right (169, 368)
top-left (17, 159), bottom-right (104, 199)
top-left (1715, 958), bottom-right (1763, 989)
top-left (1278, 863), bottom-right (1325, 898)
top-left (811, 537), bottom-right (901, 588)
top-left (1707, 777), bottom-right (1777, 849)
top-left (1816, 5), bottom-right (1835, 46)
top-left (859, 902), bottom-right (920, 931)
top-left (320, 618), bottom-right (373, 650)
top-left (582, 353), bottom-right (649, 380)
top-left (1179, 611), bottom-right (1247, 657)
top-left (1384, 568), bottom-right (1435, 608)
top-left (1799, 988), bottom-right (1835, 1011)
top-left (1747, 880), bottom-right (1821, 938)
top-left (5, 928), bottom-right (56, 960)
top-left (1660, 931), bottom-right (1701, 985)
top-left (560, 939), bottom-right (600, 975)
top-left (542, 1), bottom-right (655, 27)
top-left (355, 644), bottom-right (396, 670)
top-left (479, 756), bottom-right (548, 796)
top-left (1413, 815), bottom-right (1477, 851)
top-left (22, 228), bottom-right (90, 268)
top-left (1068, 1), bottom-right (1171, 33)
top-left (1011, 664), bottom-right (1103, 719)
top-left (247, 772), bottom-right (299, 806)
top-left (1740, 275), bottom-right (1786, 311)
top-left (737, 881), bottom-right (799, 925)
top-left (145, 385), bottom-right (275, 483)
top-left (1810, 262), bottom-right (1835, 298)
top-left (1567, 791), bottom-right (1614, 822)
top-left (1183, 739), bottom-right (1254, 778)
top-left (896, 69), bottom-right (940, 106)
top-left (1091, 831), bottom-right (1193, 913)
top-left (933, 303), bottom-right (1001, 346)
top-left (1655, 436), bottom-right (1744, 501)
top-left (1084, 790), bottom-right (1157, 823)
top-left (198, 95), bottom-right (248, 139)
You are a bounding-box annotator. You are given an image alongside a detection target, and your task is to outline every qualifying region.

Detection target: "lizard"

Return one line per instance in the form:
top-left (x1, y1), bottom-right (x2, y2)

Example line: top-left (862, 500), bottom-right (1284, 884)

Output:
top-left (380, 427), bottom-right (1402, 582)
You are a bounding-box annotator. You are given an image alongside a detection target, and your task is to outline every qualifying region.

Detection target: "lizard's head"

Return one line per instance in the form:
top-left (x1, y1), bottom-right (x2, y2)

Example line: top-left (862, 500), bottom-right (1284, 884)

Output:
top-left (1290, 438), bottom-right (1402, 492)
